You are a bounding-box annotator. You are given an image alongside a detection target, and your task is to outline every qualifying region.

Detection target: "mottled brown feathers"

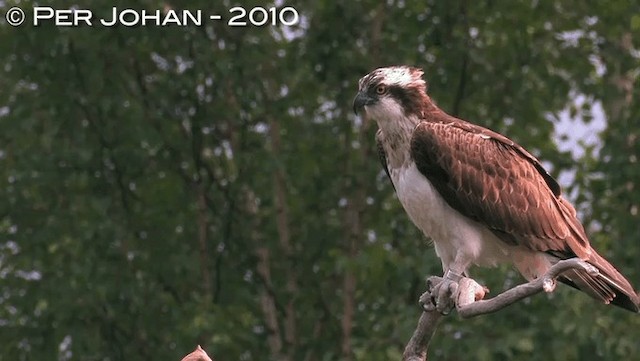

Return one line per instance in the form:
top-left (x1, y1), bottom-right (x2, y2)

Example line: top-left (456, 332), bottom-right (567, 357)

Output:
top-left (410, 119), bottom-right (582, 254)
top-left (408, 113), bottom-right (640, 312)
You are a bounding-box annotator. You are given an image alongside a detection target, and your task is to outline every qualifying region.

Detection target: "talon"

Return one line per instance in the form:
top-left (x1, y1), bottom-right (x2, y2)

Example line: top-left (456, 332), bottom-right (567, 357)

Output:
top-left (433, 278), bottom-right (460, 315)
top-left (419, 290), bottom-right (437, 311)
top-left (421, 275), bottom-right (490, 311)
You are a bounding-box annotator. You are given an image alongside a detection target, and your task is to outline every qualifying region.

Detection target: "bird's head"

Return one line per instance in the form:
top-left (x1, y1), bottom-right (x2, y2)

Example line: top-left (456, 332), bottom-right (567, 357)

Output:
top-left (353, 66), bottom-right (429, 122)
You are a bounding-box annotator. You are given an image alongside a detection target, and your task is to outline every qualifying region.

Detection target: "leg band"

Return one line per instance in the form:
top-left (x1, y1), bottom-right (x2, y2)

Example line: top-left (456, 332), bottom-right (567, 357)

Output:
top-left (444, 269), bottom-right (463, 282)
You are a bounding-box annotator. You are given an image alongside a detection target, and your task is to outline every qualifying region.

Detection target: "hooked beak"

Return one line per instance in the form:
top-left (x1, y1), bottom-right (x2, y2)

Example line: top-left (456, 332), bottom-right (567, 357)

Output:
top-left (353, 91), bottom-right (375, 115)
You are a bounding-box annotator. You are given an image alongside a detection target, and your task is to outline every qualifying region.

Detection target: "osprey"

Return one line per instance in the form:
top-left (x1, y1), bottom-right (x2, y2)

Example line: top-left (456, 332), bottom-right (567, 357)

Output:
top-left (353, 65), bottom-right (640, 313)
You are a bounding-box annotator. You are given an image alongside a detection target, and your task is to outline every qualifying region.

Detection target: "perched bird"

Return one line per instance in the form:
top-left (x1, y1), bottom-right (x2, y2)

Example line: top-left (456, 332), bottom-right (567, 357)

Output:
top-left (353, 65), bottom-right (640, 313)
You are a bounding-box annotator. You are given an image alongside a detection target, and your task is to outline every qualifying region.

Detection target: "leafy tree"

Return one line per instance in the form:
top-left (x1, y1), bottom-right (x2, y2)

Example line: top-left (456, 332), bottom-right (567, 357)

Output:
top-left (0, 1), bottom-right (638, 360)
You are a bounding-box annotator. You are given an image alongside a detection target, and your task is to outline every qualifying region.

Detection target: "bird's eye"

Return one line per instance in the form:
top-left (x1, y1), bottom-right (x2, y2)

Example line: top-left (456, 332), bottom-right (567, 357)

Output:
top-left (375, 85), bottom-right (387, 95)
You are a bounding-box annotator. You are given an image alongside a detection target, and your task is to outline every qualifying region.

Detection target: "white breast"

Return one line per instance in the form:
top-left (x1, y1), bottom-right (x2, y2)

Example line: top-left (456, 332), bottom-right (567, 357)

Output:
top-left (391, 163), bottom-right (511, 273)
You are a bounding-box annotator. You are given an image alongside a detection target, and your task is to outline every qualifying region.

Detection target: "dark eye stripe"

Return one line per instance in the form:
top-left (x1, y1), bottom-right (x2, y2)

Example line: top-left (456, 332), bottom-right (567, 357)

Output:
top-left (387, 85), bottom-right (423, 116)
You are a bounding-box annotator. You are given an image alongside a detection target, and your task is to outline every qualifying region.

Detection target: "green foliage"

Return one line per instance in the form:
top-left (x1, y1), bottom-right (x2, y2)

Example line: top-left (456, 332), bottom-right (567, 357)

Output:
top-left (0, 0), bottom-right (638, 360)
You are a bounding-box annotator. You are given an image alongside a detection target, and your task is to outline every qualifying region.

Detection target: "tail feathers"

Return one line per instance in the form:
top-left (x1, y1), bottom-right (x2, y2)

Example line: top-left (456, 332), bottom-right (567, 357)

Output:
top-left (560, 269), bottom-right (615, 304)
top-left (559, 253), bottom-right (640, 313)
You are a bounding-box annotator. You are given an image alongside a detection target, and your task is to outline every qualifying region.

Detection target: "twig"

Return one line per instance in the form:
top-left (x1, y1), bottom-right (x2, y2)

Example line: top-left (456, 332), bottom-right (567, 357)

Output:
top-left (402, 258), bottom-right (597, 361)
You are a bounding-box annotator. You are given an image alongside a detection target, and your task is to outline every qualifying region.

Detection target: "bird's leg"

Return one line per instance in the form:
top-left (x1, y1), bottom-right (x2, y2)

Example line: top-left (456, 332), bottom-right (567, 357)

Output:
top-left (420, 270), bottom-right (490, 314)
top-left (435, 270), bottom-right (462, 314)
top-left (420, 270), bottom-right (463, 315)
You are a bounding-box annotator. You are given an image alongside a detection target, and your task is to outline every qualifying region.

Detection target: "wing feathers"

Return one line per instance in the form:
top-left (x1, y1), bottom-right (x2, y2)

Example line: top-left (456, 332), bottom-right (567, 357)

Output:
top-left (410, 121), bottom-right (581, 254)
top-left (409, 119), bottom-right (640, 312)
top-left (586, 251), bottom-right (640, 311)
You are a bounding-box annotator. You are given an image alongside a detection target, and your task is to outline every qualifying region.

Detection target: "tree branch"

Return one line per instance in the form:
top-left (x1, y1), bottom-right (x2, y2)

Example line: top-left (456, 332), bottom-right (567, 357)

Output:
top-left (268, 116), bottom-right (298, 360)
top-left (402, 258), bottom-right (598, 361)
top-left (458, 259), bottom-right (598, 318)
top-left (402, 310), bottom-right (443, 361)
top-left (196, 182), bottom-right (213, 300)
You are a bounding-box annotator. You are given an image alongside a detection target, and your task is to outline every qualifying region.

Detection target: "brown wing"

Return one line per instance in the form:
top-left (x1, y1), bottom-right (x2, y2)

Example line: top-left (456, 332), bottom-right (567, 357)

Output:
top-left (410, 120), bottom-right (640, 312)
top-left (410, 120), bottom-right (588, 256)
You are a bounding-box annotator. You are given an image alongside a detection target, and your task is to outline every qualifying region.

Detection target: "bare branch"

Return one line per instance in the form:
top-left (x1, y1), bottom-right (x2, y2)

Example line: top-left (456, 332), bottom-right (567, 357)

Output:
top-left (245, 188), bottom-right (285, 359)
top-left (402, 311), bottom-right (443, 361)
top-left (255, 246), bottom-right (284, 357)
top-left (402, 258), bottom-right (598, 361)
top-left (457, 259), bottom-right (598, 318)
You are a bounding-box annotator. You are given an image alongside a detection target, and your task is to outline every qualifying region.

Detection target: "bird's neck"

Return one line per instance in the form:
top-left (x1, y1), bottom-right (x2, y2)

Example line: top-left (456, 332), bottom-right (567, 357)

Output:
top-left (377, 114), bottom-right (420, 169)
